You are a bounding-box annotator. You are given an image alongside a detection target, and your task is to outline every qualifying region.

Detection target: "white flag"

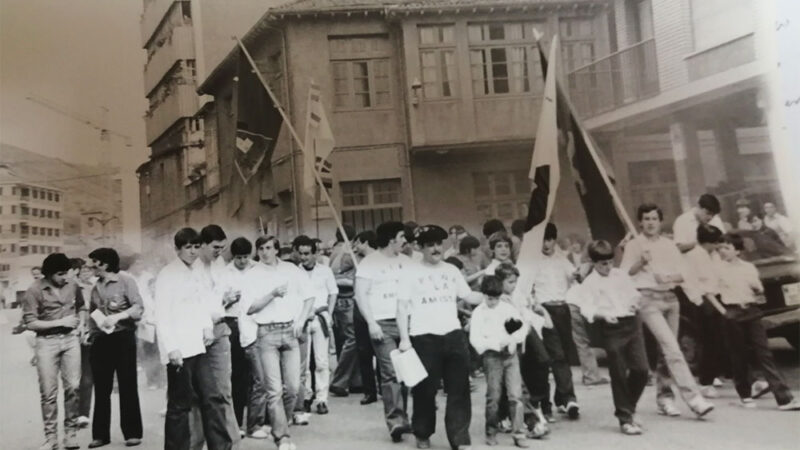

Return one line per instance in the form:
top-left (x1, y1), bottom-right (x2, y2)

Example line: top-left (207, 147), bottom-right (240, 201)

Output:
top-left (304, 80), bottom-right (335, 197)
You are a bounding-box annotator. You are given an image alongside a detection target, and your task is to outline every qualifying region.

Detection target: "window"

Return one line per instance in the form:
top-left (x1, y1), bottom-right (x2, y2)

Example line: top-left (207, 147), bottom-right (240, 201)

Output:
top-left (47, 210), bottom-right (53, 218)
top-left (32, 208), bottom-right (38, 217)
top-left (20, 206), bottom-right (28, 216)
top-left (691, 0), bottom-right (754, 51)
top-left (473, 170), bottom-right (530, 223)
top-left (33, 190), bottom-right (38, 199)
top-left (340, 179), bottom-right (403, 231)
top-left (330, 35), bottom-right (392, 110)
top-left (11, 206), bottom-right (16, 214)
top-left (55, 229), bottom-right (60, 237)
top-left (32, 226), bottom-right (38, 236)
top-left (32, 246), bottom-right (37, 254)
top-left (47, 192), bottom-right (53, 201)
top-left (468, 22), bottom-right (543, 96)
top-left (11, 224), bottom-right (15, 232)
top-left (55, 211), bottom-right (60, 219)
top-left (11, 244), bottom-right (16, 253)
top-left (0, 225), bottom-right (3, 233)
top-left (48, 228), bottom-right (53, 236)
top-left (0, 187), bottom-right (3, 195)
top-left (419, 24), bottom-right (458, 99)
top-left (0, 206), bottom-right (2, 214)
top-left (54, 193), bottom-right (59, 202)
top-left (628, 160), bottom-right (681, 224)
top-left (21, 187), bottom-right (29, 197)
top-left (12, 187), bottom-right (16, 195)
top-left (560, 18), bottom-right (596, 72)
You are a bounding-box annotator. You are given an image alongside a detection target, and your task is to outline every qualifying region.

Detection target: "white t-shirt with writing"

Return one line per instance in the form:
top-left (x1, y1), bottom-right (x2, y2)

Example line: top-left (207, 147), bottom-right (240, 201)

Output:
top-left (402, 261), bottom-right (472, 336)
top-left (357, 251), bottom-right (414, 321)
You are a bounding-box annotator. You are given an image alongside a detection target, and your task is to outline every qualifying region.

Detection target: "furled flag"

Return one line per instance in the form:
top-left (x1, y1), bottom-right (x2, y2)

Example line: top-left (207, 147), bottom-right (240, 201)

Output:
top-left (515, 37), bottom-right (562, 280)
top-left (304, 80), bottom-right (335, 199)
top-left (234, 125), bottom-right (271, 185)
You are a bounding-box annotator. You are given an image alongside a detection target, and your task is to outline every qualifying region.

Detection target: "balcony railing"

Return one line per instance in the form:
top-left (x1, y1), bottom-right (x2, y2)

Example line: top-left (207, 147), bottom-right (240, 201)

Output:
top-left (567, 38), bottom-right (660, 118)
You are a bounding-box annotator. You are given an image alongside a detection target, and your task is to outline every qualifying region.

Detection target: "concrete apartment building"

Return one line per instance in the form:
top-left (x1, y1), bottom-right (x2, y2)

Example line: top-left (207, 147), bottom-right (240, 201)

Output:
top-left (136, 0), bottom-right (286, 255)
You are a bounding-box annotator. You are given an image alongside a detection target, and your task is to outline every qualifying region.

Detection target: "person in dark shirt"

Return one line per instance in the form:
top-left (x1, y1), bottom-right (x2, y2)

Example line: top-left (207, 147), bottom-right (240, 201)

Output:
top-left (21, 253), bottom-right (86, 450)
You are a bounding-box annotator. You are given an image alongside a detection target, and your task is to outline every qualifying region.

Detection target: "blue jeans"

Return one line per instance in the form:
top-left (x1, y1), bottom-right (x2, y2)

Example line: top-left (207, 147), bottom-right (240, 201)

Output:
top-left (244, 343), bottom-right (268, 433)
top-left (257, 325), bottom-right (300, 443)
top-left (35, 331), bottom-right (81, 445)
top-left (482, 350), bottom-right (524, 438)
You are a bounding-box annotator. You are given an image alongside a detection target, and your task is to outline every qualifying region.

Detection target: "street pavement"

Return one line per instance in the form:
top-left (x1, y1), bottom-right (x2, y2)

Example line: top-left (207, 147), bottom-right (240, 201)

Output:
top-left (1, 308), bottom-right (799, 450)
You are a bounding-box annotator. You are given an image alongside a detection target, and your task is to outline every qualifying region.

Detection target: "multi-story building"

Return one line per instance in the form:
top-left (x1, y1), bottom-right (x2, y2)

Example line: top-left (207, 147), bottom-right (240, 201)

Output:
top-left (137, 0), bottom-right (288, 255)
top-left (568, 0), bottom-right (785, 226)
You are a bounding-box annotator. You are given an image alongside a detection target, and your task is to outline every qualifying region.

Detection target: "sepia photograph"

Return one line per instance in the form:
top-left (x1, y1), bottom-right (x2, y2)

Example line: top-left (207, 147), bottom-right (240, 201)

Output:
top-left (1, 0), bottom-right (799, 449)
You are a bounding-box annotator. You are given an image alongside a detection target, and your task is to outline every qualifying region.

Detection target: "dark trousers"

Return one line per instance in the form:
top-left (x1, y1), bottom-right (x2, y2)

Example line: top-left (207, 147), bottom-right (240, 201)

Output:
top-left (541, 303), bottom-right (577, 408)
top-left (601, 317), bottom-right (649, 425)
top-left (225, 318), bottom-right (250, 428)
top-left (354, 307), bottom-right (378, 398)
top-left (89, 329), bottom-right (143, 442)
top-left (519, 330), bottom-right (551, 410)
top-left (331, 297), bottom-right (362, 391)
top-left (723, 307), bottom-right (794, 405)
top-left (79, 343), bottom-right (93, 417)
top-left (410, 330), bottom-right (472, 448)
top-left (691, 301), bottom-right (730, 385)
top-left (165, 353), bottom-right (233, 450)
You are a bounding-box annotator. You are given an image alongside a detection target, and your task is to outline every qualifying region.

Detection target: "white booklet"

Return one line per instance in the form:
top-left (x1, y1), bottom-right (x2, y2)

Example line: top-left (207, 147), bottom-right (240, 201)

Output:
top-left (390, 348), bottom-right (428, 388)
top-left (90, 310), bottom-right (115, 334)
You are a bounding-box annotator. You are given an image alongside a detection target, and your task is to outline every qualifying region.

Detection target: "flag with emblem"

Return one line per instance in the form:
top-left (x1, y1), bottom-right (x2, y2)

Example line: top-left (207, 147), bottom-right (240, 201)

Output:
top-left (304, 80), bottom-right (335, 198)
top-left (234, 126), bottom-right (271, 185)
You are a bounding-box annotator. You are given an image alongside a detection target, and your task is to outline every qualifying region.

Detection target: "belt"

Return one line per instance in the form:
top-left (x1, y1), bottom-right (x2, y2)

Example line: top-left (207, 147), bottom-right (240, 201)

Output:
top-left (258, 321), bottom-right (293, 330)
top-left (543, 300), bottom-right (568, 306)
top-left (639, 289), bottom-right (676, 299)
top-left (36, 327), bottom-right (74, 337)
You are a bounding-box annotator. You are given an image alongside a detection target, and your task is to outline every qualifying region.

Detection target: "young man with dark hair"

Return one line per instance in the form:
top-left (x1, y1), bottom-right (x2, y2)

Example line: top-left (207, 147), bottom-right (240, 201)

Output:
top-left (456, 235), bottom-right (487, 291)
top-left (73, 258), bottom-right (97, 428)
top-left (22, 253), bottom-right (86, 450)
top-left (568, 241), bottom-right (649, 435)
top-left (356, 221), bottom-right (415, 442)
top-left (329, 224), bottom-right (357, 360)
top-left (155, 228), bottom-right (231, 450)
top-left (673, 193), bottom-right (725, 253)
top-left (715, 234), bottom-right (800, 411)
top-left (485, 233), bottom-right (514, 275)
top-left (397, 225), bottom-right (484, 450)
top-left (621, 204), bottom-right (714, 418)
top-left (293, 235), bottom-right (338, 415)
top-left (86, 248), bottom-right (144, 448)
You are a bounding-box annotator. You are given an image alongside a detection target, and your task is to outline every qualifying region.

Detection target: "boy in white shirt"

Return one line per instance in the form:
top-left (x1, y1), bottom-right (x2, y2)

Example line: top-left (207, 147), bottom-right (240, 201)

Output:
top-left (484, 233), bottom-right (515, 276)
top-left (470, 275), bottom-right (529, 448)
top-left (568, 240), bottom-right (648, 435)
top-left (715, 234), bottom-right (800, 411)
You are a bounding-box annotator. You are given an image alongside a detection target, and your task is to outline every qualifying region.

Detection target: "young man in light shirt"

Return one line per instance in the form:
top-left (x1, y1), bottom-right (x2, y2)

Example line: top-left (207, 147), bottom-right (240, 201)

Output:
top-left (293, 235), bottom-right (339, 415)
top-left (673, 193), bottom-right (726, 253)
top-left (155, 228), bottom-right (230, 450)
top-left (355, 221), bottom-right (415, 443)
top-left (397, 225), bottom-right (484, 450)
top-left (620, 204), bottom-right (714, 418)
top-left (763, 201), bottom-right (795, 248)
top-left (243, 235), bottom-right (314, 450)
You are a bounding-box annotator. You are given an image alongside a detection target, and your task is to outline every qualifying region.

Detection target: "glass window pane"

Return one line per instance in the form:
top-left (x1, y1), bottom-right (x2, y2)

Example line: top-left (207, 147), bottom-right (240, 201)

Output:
top-left (419, 26), bottom-right (437, 44)
top-left (468, 24), bottom-right (483, 42)
top-left (473, 173), bottom-right (491, 197)
top-left (353, 62), bottom-right (369, 77)
top-left (355, 93), bottom-right (371, 107)
top-left (441, 25), bottom-right (454, 43)
top-left (488, 23), bottom-right (505, 40)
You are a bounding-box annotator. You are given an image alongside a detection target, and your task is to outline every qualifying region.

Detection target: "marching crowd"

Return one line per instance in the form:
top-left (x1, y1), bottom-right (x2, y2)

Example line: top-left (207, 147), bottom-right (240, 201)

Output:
top-left (16, 192), bottom-right (800, 450)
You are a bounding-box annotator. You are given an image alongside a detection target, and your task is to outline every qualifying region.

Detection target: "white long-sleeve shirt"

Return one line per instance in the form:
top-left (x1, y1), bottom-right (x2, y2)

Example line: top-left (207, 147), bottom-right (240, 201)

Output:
top-left (469, 300), bottom-right (527, 355)
top-left (154, 258), bottom-right (215, 364)
top-left (567, 269), bottom-right (641, 323)
top-left (620, 234), bottom-right (687, 291)
top-left (194, 256), bottom-right (228, 321)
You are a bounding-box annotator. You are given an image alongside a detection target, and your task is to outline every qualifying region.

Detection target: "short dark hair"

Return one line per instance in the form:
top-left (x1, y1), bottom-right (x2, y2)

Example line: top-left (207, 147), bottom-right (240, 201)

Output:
top-left (511, 219), bottom-right (526, 238)
top-left (489, 232), bottom-right (513, 252)
top-left (376, 221), bottom-right (405, 248)
top-left (174, 227), bottom-right (201, 249)
top-left (444, 256), bottom-right (464, 270)
top-left (544, 222), bottom-right (558, 241)
top-left (698, 194), bottom-right (721, 215)
top-left (42, 253), bottom-right (71, 277)
top-left (404, 222), bottom-right (418, 243)
top-left (230, 237), bottom-right (253, 256)
top-left (637, 203), bottom-right (664, 221)
top-left (449, 224), bottom-right (466, 235)
top-left (722, 233), bottom-right (745, 251)
top-left (200, 224), bottom-right (227, 244)
top-left (336, 224), bottom-right (356, 243)
top-left (482, 219), bottom-right (506, 238)
top-left (459, 235), bottom-right (481, 255)
top-left (293, 235), bottom-right (317, 253)
top-left (69, 258), bottom-right (85, 270)
top-left (356, 230), bottom-right (378, 249)
top-left (494, 262), bottom-right (519, 282)
top-left (414, 225), bottom-right (448, 247)
top-left (587, 240), bottom-right (615, 262)
top-left (255, 235), bottom-right (280, 253)
top-left (88, 248), bottom-right (120, 273)
top-left (697, 224), bottom-right (723, 244)
top-left (480, 275), bottom-right (504, 297)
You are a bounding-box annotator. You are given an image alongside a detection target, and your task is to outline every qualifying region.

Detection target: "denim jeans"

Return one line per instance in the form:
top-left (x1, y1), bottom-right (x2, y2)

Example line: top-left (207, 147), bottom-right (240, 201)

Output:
top-left (637, 290), bottom-right (701, 406)
top-left (371, 319), bottom-right (410, 432)
top-left (244, 343), bottom-right (268, 433)
top-left (257, 325), bottom-right (301, 443)
top-left (35, 331), bottom-right (81, 445)
top-left (600, 317), bottom-right (649, 425)
top-left (411, 330), bottom-right (472, 448)
top-left (331, 298), bottom-right (362, 391)
top-left (294, 328), bottom-right (309, 412)
top-left (569, 303), bottom-right (604, 383)
top-left (305, 315), bottom-right (331, 403)
top-left (482, 350), bottom-right (524, 438)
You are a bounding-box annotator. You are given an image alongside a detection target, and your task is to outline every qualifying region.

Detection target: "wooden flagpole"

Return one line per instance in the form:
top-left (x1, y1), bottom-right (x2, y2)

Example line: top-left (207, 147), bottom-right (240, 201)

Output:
top-left (235, 36), bottom-right (360, 265)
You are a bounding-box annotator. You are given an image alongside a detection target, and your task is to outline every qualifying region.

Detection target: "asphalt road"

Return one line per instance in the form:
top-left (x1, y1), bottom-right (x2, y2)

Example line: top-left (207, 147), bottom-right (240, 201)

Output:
top-left (1, 309), bottom-right (799, 450)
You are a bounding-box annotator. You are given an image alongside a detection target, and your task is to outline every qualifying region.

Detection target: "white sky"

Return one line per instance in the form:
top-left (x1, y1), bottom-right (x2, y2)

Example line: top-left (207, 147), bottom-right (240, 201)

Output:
top-left (0, 0), bottom-right (147, 250)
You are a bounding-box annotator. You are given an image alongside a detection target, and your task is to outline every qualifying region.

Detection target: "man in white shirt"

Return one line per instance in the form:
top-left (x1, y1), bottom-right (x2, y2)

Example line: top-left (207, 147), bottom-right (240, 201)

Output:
top-left (242, 235), bottom-right (314, 450)
top-left (355, 221), bottom-right (415, 443)
top-left (673, 193), bottom-right (725, 253)
top-left (293, 235), bottom-right (338, 415)
top-left (763, 201), bottom-right (795, 248)
top-left (155, 228), bottom-right (232, 450)
top-left (397, 225), bottom-right (484, 450)
top-left (621, 204), bottom-right (714, 419)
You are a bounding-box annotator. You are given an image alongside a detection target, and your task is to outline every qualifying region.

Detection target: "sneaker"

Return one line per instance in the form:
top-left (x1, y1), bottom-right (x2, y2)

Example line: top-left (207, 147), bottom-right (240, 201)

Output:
top-left (316, 401), bottom-right (329, 415)
top-left (498, 418), bottom-right (512, 433)
top-left (752, 380), bottom-right (770, 399)
top-left (657, 401), bottom-right (681, 417)
top-left (583, 377), bottom-right (610, 386)
top-left (64, 435), bottom-right (81, 450)
top-left (713, 377), bottom-right (723, 387)
top-left (485, 435), bottom-right (499, 446)
top-left (238, 429), bottom-right (246, 439)
top-left (277, 438), bottom-right (295, 450)
top-left (688, 396), bottom-right (714, 418)
top-left (125, 438), bottom-right (142, 447)
top-left (620, 423), bottom-right (643, 435)
top-left (700, 385), bottom-right (719, 398)
top-left (292, 412), bottom-right (310, 425)
top-left (77, 415), bottom-right (91, 428)
top-left (527, 422), bottom-right (549, 439)
top-left (777, 399), bottom-right (800, 411)
top-left (87, 439), bottom-right (110, 448)
top-left (390, 424), bottom-right (411, 442)
top-left (416, 437), bottom-right (431, 449)
top-left (513, 436), bottom-right (530, 448)
top-left (543, 412), bottom-right (557, 423)
top-left (248, 428), bottom-right (270, 439)
top-left (566, 401), bottom-right (580, 420)
top-left (740, 398), bottom-right (757, 409)
top-left (556, 405), bottom-right (568, 414)
top-left (38, 442), bottom-right (57, 450)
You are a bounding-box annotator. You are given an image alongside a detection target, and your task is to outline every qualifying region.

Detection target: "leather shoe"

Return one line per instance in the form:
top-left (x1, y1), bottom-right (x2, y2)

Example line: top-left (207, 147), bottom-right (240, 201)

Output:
top-left (329, 386), bottom-right (349, 397)
top-left (125, 438), bottom-right (142, 446)
top-left (88, 439), bottom-right (110, 448)
top-left (360, 394), bottom-right (378, 405)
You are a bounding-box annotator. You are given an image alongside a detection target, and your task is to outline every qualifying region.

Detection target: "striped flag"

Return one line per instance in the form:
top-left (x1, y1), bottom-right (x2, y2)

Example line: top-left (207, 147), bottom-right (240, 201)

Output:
top-left (304, 80), bottom-right (335, 197)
